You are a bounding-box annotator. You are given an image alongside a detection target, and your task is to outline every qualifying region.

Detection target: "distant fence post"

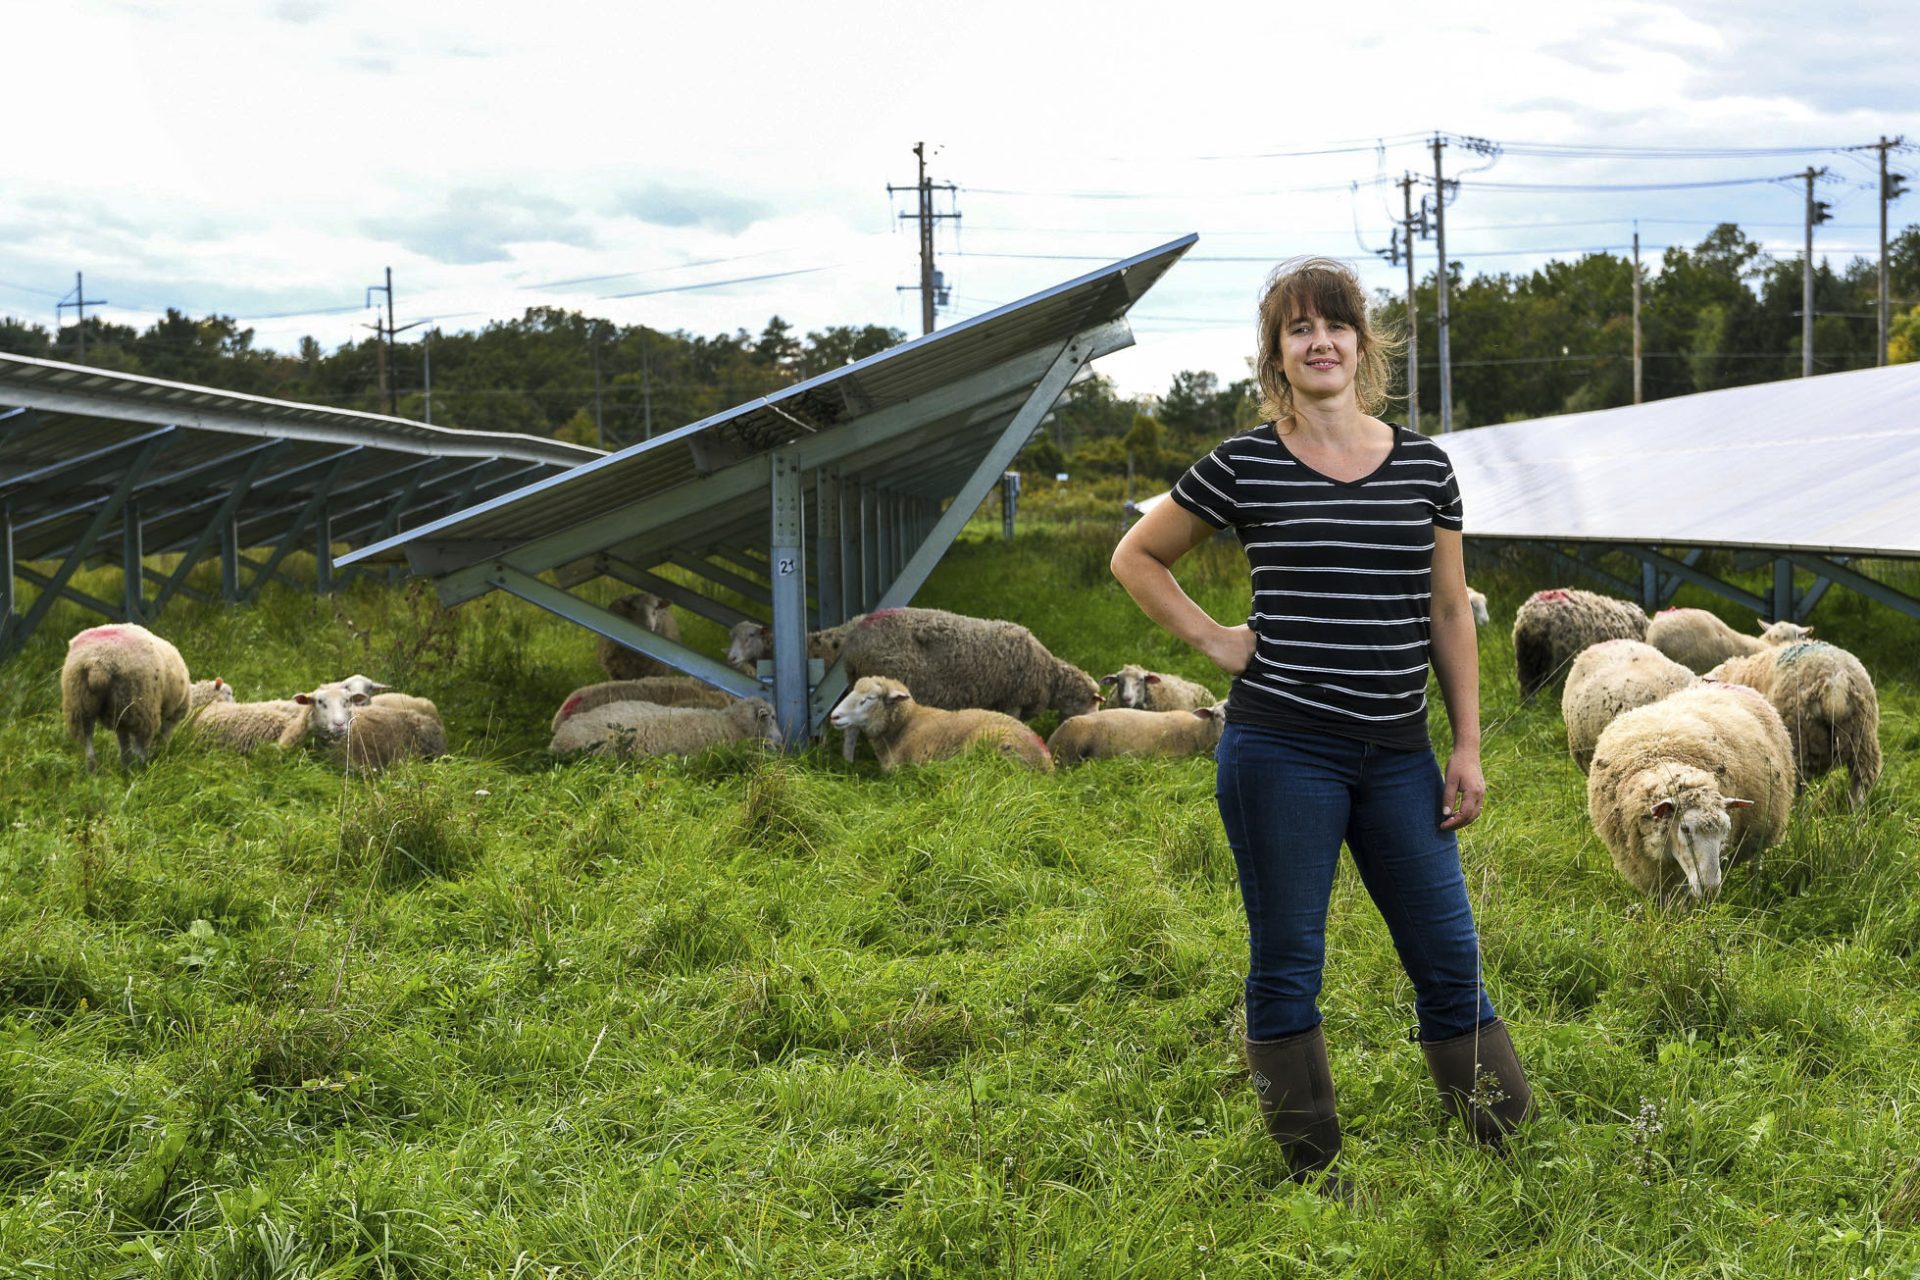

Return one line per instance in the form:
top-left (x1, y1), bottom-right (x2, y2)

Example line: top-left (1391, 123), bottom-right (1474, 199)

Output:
top-left (1001, 470), bottom-right (1021, 540)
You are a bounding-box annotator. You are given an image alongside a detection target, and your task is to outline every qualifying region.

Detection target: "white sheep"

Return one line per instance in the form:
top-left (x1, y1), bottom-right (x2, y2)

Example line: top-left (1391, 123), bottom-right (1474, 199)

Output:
top-left (338, 704), bottom-right (449, 774)
top-left (1467, 587), bottom-right (1490, 627)
top-left (724, 619), bottom-right (856, 675)
top-left (1586, 683), bottom-right (1795, 903)
top-left (1646, 609), bottom-right (1811, 674)
top-left (549, 697), bottom-right (780, 759)
top-left (1511, 588), bottom-right (1650, 700)
top-left (60, 623), bottom-right (222, 770)
top-left (829, 676), bottom-right (1053, 773)
top-left (287, 683), bottom-right (369, 747)
top-left (332, 674), bottom-right (391, 698)
top-left (1046, 703), bottom-right (1226, 767)
top-left (549, 677), bottom-right (735, 734)
top-left (368, 692), bottom-right (439, 719)
top-left (1097, 664), bottom-right (1219, 713)
top-left (835, 607), bottom-right (1100, 722)
top-left (1706, 641), bottom-right (1881, 807)
top-left (184, 697), bottom-right (308, 753)
top-left (1561, 639), bottom-right (1698, 773)
top-left (597, 592), bottom-right (683, 680)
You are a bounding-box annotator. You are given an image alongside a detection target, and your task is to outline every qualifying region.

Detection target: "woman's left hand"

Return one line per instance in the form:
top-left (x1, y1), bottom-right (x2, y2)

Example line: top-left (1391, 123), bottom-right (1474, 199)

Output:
top-left (1439, 750), bottom-right (1485, 831)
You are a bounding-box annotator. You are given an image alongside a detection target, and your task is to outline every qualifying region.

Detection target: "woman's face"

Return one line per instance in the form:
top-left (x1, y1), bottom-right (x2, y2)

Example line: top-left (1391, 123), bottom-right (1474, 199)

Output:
top-left (1279, 309), bottom-right (1360, 401)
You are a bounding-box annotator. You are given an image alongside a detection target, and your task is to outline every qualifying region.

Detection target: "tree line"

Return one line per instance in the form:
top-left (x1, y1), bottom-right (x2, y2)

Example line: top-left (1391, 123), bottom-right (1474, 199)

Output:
top-left (3, 221), bottom-right (1915, 477)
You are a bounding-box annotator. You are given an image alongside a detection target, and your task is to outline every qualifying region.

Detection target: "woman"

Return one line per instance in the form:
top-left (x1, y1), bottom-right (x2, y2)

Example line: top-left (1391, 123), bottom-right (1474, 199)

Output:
top-left (1110, 257), bottom-right (1531, 1185)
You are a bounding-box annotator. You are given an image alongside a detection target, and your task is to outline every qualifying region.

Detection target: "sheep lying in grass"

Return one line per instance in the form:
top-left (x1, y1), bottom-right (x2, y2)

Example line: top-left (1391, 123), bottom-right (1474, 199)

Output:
top-left (1587, 683), bottom-right (1794, 903)
top-left (829, 676), bottom-right (1053, 773)
top-left (1467, 587), bottom-right (1490, 627)
top-left (597, 592), bottom-right (683, 680)
top-left (1646, 609), bottom-right (1811, 674)
top-left (1706, 641), bottom-right (1881, 807)
top-left (1046, 703), bottom-right (1226, 767)
top-left (724, 619), bottom-right (857, 675)
top-left (338, 705), bottom-right (449, 774)
top-left (550, 677), bottom-right (735, 734)
top-left (1097, 664), bottom-right (1219, 712)
top-left (185, 695), bottom-right (307, 753)
top-left (367, 692), bottom-right (439, 719)
top-left (837, 607), bottom-right (1100, 722)
top-left (1562, 639), bottom-right (1698, 773)
top-left (288, 683), bottom-right (368, 747)
top-left (549, 698), bottom-right (779, 759)
top-left (60, 624), bottom-right (225, 770)
top-left (1512, 588), bottom-right (1650, 700)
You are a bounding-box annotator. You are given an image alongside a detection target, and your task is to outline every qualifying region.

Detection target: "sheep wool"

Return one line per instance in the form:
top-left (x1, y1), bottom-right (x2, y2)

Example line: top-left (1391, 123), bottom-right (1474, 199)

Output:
top-left (1587, 684), bottom-right (1794, 903)
top-left (338, 705), bottom-right (449, 774)
top-left (1646, 608), bottom-right (1811, 674)
top-left (1047, 703), bottom-right (1225, 767)
top-left (60, 623), bottom-right (203, 770)
top-left (1467, 587), bottom-right (1490, 627)
top-left (1511, 588), bottom-right (1650, 700)
top-left (550, 677), bottom-right (735, 734)
top-left (185, 697), bottom-right (307, 753)
top-left (830, 676), bottom-right (1053, 773)
top-left (724, 619), bottom-right (858, 674)
top-left (368, 692), bottom-right (440, 718)
top-left (596, 593), bottom-right (684, 680)
top-left (837, 607), bottom-right (1099, 721)
top-left (1097, 664), bottom-right (1219, 713)
top-left (1706, 641), bottom-right (1881, 807)
top-left (549, 698), bottom-right (779, 759)
top-left (1561, 639), bottom-right (1697, 773)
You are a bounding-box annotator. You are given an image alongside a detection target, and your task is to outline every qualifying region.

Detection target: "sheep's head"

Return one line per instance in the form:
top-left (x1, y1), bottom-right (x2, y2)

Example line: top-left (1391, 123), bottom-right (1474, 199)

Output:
top-left (1100, 664), bottom-right (1154, 710)
top-left (1757, 619), bottom-right (1812, 646)
top-left (610, 592), bottom-right (671, 630)
top-left (726, 622), bottom-right (773, 674)
top-left (829, 676), bottom-right (911, 730)
top-left (1054, 663), bottom-right (1103, 719)
top-left (190, 678), bottom-right (236, 708)
top-left (333, 673), bottom-right (391, 698)
top-left (734, 697), bottom-right (781, 744)
top-left (1627, 763), bottom-right (1754, 903)
top-left (1192, 702), bottom-right (1228, 745)
top-left (294, 685), bottom-right (368, 738)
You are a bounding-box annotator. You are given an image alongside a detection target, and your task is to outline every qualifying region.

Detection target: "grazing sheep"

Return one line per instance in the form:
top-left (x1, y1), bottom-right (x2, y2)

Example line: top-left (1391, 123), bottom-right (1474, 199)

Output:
top-left (724, 619), bottom-right (857, 675)
top-left (337, 704), bottom-right (449, 774)
top-left (1587, 684), bottom-right (1795, 903)
top-left (1511, 588), bottom-right (1650, 700)
top-left (1046, 703), bottom-right (1226, 766)
top-left (550, 677), bottom-right (735, 733)
top-left (829, 676), bottom-right (1053, 773)
top-left (1467, 587), bottom-right (1490, 627)
top-left (1706, 641), bottom-right (1881, 807)
top-left (1646, 609), bottom-right (1811, 674)
top-left (597, 592), bottom-right (683, 680)
top-left (1561, 639), bottom-right (1698, 773)
top-left (549, 697), bottom-right (779, 759)
top-left (60, 624), bottom-right (217, 770)
top-left (1098, 663), bottom-right (1219, 713)
top-left (185, 697), bottom-right (308, 753)
top-left (836, 607), bottom-right (1100, 722)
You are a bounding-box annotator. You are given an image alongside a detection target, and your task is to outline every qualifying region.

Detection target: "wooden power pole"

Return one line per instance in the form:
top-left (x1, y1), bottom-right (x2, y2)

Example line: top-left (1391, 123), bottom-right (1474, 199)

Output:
top-left (888, 143), bottom-right (960, 335)
top-left (1632, 228), bottom-right (1643, 405)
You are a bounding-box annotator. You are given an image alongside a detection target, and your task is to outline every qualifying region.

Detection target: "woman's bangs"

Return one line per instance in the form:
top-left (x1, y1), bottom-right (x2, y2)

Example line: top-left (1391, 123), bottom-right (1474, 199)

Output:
top-left (1281, 270), bottom-right (1366, 331)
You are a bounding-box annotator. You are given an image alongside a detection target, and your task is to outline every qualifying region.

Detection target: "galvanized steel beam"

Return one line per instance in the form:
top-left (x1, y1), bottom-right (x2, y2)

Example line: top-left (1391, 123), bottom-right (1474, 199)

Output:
top-left (0, 503), bottom-right (13, 652)
top-left (14, 566), bottom-right (121, 620)
top-left (666, 551), bottom-right (773, 607)
top-left (151, 444), bottom-right (284, 614)
top-left (816, 468), bottom-right (842, 629)
top-left (1785, 552), bottom-right (1920, 622)
top-left (242, 449), bottom-right (358, 602)
top-left (594, 557), bottom-right (758, 630)
top-left (121, 500), bottom-right (146, 623)
top-left (769, 451), bottom-right (809, 747)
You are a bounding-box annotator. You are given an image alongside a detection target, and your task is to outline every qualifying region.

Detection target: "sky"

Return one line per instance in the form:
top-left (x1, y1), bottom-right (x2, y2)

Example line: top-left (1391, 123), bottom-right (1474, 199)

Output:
top-left (5, 0), bottom-right (1916, 403)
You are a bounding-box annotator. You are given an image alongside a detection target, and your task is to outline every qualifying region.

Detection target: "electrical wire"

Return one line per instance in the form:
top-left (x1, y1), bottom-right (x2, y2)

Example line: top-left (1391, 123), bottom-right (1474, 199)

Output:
top-left (599, 264), bottom-right (835, 300)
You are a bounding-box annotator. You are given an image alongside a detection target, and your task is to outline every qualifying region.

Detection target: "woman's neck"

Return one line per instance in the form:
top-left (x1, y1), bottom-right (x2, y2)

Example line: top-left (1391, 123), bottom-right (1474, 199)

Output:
top-left (1282, 392), bottom-right (1371, 443)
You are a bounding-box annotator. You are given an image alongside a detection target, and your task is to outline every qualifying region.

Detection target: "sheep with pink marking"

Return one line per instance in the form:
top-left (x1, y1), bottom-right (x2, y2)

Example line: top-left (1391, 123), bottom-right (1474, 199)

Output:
top-left (1511, 588), bottom-right (1650, 700)
top-left (60, 624), bottom-right (227, 770)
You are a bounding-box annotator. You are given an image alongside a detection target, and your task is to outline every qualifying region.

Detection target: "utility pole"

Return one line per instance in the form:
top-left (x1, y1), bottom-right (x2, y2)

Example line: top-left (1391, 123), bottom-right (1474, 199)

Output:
top-left (1632, 227), bottom-right (1644, 405)
top-left (639, 328), bottom-right (653, 441)
top-left (56, 272), bottom-right (108, 365)
top-left (1432, 134), bottom-right (1453, 433)
top-left (888, 142), bottom-right (960, 335)
top-left (1801, 167), bottom-right (1831, 378)
top-left (422, 329), bottom-right (433, 426)
top-left (590, 322), bottom-right (607, 449)
top-left (1877, 136), bottom-right (1908, 367)
top-left (1398, 172), bottom-right (1422, 433)
top-left (363, 267), bottom-right (424, 417)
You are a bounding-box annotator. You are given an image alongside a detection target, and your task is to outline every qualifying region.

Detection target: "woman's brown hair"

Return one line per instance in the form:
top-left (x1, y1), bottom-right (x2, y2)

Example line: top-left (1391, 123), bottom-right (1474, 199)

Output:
top-left (1254, 256), bottom-right (1402, 425)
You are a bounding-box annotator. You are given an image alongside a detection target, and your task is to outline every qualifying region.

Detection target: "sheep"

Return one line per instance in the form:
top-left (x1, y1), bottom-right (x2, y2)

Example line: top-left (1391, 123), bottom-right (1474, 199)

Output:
top-left (549, 697), bottom-right (780, 759)
top-left (1586, 683), bottom-right (1795, 903)
top-left (597, 592), bottom-right (683, 680)
top-left (184, 697), bottom-right (308, 753)
top-left (829, 675), bottom-right (1053, 773)
top-left (368, 692), bottom-right (439, 718)
top-left (1511, 588), bottom-right (1650, 700)
top-left (60, 623), bottom-right (218, 770)
top-left (1646, 609), bottom-right (1812, 674)
top-left (1561, 639), bottom-right (1698, 773)
top-left (332, 674), bottom-right (391, 698)
top-left (1705, 641), bottom-right (1881, 807)
top-left (724, 619), bottom-right (857, 675)
top-left (337, 704), bottom-right (449, 774)
top-left (1098, 663), bottom-right (1219, 713)
top-left (549, 677), bottom-right (736, 734)
top-left (835, 607), bottom-right (1100, 722)
top-left (1467, 587), bottom-right (1490, 627)
top-left (1046, 703), bottom-right (1226, 767)
top-left (287, 683), bottom-right (369, 748)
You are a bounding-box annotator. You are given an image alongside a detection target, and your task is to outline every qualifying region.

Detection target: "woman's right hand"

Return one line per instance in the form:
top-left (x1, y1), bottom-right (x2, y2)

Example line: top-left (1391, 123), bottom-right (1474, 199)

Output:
top-left (1205, 623), bottom-right (1257, 677)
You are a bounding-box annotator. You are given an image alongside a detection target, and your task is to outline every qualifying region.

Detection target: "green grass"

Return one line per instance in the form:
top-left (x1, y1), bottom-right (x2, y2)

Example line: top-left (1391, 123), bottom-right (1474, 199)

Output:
top-left (1, 513), bottom-right (1917, 1277)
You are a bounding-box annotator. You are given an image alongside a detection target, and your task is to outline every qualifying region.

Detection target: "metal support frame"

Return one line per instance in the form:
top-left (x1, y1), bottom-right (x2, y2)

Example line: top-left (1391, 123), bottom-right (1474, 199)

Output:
top-left (241, 449), bottom-right (357, 602)
top-left (121, 499), bottom-right (146, 623)
top-left (314, 504), bottom-right (333, 595)
top-left (594, 557), bottom-right (758, 630)
top-left (816, 468), bottom-right (843, 629)
top-left (153, 444), bottom-right (284, 613)
top-left (666, 551), bottom-right (774, 607)
top-left (142, 565), bottom-right (212, 606)
top-left (1785, 551), bottom-right (1920, 621)
top-left (221, 519), bottom-right (241, 601)
top-left (0, 503), bottom-right (12, 652)
top-left (770, 452), bottom-right (809, 747)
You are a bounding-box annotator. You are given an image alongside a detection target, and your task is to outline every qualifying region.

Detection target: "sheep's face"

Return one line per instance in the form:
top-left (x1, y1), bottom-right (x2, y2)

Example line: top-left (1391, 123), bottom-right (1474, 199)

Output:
top-left (1101, 666), bottom-right (1153, 710)
top-left (190, 678), bottom-right (236, 708)
top-left (1633, 767), bottom-right (1754, 903)
top-left (726, 623), bottom-right (772, 674)
top-left (611, 593), bottom-right (671, 631)
top-left (295, 686), bottom-right (368, 738)
top-left (1193, 703), bottom-right (1228, 745)
top-left (745, 700), bottom-right (781, 744)
top-left (1758, 620), bottom-right (1812, 646)
top-left (334, 674), bottom-right (390, 698)
top-left (1055, 667), bottom-right (1103, 719)
top-left (829, 677), bottom-right (910, 730)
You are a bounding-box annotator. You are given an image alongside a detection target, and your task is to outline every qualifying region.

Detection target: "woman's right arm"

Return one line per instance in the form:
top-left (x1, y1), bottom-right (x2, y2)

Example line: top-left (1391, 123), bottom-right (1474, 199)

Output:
top-left (1110, 501), bottom-right (1256, 677)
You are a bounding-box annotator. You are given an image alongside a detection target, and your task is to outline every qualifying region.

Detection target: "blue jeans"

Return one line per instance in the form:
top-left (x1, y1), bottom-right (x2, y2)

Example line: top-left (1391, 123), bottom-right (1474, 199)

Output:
top-left (1215, 722), bottom-right (1498, 1042)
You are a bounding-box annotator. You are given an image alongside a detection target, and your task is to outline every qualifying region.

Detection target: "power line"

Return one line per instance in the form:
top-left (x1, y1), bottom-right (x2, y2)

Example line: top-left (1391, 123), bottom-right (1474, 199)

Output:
top-left (600, 264), bottom-right (835, 300)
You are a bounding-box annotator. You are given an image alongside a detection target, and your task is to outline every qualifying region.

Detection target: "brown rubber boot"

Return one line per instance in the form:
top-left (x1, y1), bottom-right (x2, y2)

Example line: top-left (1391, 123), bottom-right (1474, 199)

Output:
top-left (1245, 1024), bottom-right (1342, 1186)
top-left (1419, 1017), bottom-right (1533, 1146)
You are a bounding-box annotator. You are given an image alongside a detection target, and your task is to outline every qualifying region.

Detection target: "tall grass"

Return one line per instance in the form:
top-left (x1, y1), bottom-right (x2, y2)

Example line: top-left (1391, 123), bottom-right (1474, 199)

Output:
top-left (0, 514), bottom-right (1915, 1276)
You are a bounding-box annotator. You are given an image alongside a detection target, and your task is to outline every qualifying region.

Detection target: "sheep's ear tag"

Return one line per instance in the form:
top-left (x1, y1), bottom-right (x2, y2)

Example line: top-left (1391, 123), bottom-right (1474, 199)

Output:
top-left (1724, 797), bottom-right (1755, 810)
top-left (1144, 674), bottom-right (1162, 684)
top-left (1649, 800), bottom-right (1675, 819)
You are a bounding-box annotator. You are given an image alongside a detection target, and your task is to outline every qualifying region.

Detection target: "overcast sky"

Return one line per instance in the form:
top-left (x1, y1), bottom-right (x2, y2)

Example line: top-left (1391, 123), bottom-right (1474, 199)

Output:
top-left (6, 0), bottom-right (1916, 402)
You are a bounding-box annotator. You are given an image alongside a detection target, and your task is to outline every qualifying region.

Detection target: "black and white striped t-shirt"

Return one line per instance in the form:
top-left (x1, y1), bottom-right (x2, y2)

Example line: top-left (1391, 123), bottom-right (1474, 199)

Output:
top-left (1170, 422), bottom-right (1462, 751)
